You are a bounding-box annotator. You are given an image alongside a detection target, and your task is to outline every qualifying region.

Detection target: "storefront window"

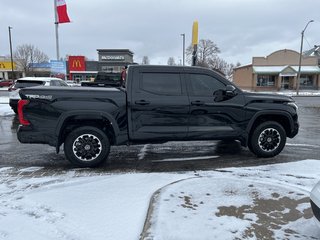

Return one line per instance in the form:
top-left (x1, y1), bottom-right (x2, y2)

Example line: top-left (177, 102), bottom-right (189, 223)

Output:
top-left (300, 75), bottom-right (313, 86)
top-left (85, 75), bottom-right (96, 81)
top-left (257, 75), bottom-right (276, 86)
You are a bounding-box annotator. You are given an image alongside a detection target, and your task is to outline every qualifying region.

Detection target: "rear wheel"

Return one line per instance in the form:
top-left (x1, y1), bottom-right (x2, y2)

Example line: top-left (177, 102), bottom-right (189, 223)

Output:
top-left (249, 121), bottom-right (286, 158)
top-left (64, 126), bottom-right (110, 167)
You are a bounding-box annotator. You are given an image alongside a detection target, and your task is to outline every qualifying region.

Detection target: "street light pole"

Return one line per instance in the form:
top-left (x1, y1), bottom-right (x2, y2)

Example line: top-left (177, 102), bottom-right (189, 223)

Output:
top-left (296, 20), bottom-right (314, 95)
top-left (8, 26), bottom-right (14, 80)
top-left (180, 33), bottom-right (185, 66)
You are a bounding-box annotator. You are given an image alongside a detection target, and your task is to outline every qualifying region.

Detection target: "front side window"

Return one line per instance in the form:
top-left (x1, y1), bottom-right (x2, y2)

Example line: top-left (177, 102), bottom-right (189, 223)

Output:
top-left (257, 75), bottom-right (276, 86)
top-left (188, 74), bottom-right (225, 96)
top-left (140, 73), bottom-right (182, 95)
top-left (59, 80), bottom-right (69, 86)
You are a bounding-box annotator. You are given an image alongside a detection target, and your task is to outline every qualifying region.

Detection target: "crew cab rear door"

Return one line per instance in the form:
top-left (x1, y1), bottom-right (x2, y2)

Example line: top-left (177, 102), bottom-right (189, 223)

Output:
top-left (129, 68), bottom-right (189, 141)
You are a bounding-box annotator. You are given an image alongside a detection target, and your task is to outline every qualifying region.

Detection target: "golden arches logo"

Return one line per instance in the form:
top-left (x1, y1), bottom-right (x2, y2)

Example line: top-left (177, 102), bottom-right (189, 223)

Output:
top-left (72, 60), bottom-right (82, 68)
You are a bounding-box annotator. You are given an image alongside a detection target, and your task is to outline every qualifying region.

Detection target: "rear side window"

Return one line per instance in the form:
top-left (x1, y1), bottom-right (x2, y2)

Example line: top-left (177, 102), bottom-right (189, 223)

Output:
top-left (14, 80), bottom-right (45, 89)
top-left (140, 73), bottom-right (182, 95)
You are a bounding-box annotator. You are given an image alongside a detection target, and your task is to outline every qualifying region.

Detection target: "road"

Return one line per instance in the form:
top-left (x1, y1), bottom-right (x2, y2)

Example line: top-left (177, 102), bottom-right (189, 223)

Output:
top-left (0, 90), bottom-right (319, 173)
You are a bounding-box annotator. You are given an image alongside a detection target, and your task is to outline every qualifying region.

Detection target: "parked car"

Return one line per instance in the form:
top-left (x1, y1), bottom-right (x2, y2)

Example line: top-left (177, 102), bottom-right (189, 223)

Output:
top-left (8, 77), bottom-right (68, 113)
top-left (310, 181), bottom-right (320, 225)
top-left (0, 79), bottom-right (13, 88)
top-left (17, 65), bottom-right (299, 167)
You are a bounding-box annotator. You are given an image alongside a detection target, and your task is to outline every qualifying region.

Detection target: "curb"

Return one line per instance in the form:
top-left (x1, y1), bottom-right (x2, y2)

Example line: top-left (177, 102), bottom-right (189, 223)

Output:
top-left (139, 176), bottom-right (199, 240)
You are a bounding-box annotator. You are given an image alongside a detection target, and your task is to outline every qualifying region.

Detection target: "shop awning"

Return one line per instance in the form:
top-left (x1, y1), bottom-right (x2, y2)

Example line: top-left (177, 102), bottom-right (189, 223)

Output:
top-left (253, 65), bottom-right (320, 74)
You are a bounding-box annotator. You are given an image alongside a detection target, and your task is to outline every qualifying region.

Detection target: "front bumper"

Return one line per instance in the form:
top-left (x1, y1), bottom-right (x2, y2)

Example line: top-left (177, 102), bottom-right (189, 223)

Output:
top-left (289, 121), bottom-right (299, 138)
top-left (310, 181), bottom-right (320, 223)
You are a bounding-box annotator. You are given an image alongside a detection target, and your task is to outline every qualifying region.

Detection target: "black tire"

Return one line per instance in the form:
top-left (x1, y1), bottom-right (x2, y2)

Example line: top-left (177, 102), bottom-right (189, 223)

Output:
top-left (249, 121), bottom-right (286, 158)
top-left (64, 126), bottom-right (110, 167)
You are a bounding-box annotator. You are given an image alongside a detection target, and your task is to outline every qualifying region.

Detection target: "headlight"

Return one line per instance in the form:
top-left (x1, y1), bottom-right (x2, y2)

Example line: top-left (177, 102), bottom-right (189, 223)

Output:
top-left (286, 102), bottom-right (298, 111)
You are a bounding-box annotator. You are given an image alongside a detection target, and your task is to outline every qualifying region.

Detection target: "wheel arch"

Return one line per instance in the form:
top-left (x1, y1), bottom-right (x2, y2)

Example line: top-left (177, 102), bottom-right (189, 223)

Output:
top-left (55, 110), bottom-right (120, 151)
top-left (246, 111), bottom-right (294, 142)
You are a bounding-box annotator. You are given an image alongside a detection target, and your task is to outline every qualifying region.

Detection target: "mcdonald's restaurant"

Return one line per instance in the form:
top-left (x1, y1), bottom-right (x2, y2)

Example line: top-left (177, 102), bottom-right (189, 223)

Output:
top-left (67, 49), bottom-right (135, 82)
top-left (233, 49), bottom-right (320, 91)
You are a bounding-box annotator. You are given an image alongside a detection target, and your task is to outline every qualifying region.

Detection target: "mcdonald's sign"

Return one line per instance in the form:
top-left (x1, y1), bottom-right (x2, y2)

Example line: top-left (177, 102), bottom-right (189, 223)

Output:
top-left (69, 56), bottom-right (85, 72)
top-left (0, 61), bottom-right (16, 70)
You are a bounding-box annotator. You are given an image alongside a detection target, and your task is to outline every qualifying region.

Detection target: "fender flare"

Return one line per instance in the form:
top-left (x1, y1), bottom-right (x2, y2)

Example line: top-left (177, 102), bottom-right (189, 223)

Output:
top-left (246, 110), bottom-right (294, 134)
top-left (55, 110), bottom-right (120, 150)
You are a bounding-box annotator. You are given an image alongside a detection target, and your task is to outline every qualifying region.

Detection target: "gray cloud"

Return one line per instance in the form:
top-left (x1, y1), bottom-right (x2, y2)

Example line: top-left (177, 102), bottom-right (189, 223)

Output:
top-left (1, 0), bottom-right (319, 65)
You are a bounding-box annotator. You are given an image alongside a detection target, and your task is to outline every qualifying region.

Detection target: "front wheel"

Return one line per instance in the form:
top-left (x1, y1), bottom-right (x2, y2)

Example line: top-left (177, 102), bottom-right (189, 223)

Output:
top-left (249, 121), bottom-right (286, 158)
top-left (64, 126), bottom-right (110, 167)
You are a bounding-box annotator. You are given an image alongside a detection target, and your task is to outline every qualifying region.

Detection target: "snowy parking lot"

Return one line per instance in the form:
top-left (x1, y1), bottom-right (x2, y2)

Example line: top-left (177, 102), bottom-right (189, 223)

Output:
top-left (0, 160), bottom-right (320, 240)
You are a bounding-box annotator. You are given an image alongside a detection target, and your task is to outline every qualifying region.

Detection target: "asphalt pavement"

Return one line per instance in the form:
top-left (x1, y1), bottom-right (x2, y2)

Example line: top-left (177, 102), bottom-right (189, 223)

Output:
top-left (0, 90), bottom-right (319, 172)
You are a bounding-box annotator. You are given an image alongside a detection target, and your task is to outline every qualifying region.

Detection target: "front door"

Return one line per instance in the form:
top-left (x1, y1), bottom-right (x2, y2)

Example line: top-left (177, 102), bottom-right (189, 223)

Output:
top-left (281, 76), bottom-right (290, 89)
top-left (186, 73), bottom-right (246, 140)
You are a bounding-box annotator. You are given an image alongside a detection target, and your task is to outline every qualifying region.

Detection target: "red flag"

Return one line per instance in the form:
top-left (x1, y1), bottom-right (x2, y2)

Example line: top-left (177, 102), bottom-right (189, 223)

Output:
top-left (56, 0), bottom-right (70, 24)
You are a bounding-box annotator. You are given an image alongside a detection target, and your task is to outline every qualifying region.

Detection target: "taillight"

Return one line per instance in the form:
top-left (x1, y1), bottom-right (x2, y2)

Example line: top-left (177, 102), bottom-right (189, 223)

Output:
top-left (18, 100), bottom-right (30, 126)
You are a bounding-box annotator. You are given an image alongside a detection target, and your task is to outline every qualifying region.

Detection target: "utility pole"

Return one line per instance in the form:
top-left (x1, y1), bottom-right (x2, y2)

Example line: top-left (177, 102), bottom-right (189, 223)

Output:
top-left (54, 0), bottom-right (60, 60)
top-left (180, 33), bottom-right (185, 66)
top-left (8, 26), bottom-right (14, 80)
top-left (296, 20), bottom-right (314, 95)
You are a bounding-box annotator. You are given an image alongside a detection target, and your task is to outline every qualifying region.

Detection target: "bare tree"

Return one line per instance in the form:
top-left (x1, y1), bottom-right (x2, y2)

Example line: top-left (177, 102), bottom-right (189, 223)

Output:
top-left (186, 39), bottom-right (220, 67)
top-left (14, 44), bottom-right (49, 74)
top-left (167, 57), bottom-right (176, 66)
top-left (186, 38), bottom-right (240, 80)
top-left (141, 56), bottom-right (150, 65)
top-left (208, 56), bottom-right (239, 81)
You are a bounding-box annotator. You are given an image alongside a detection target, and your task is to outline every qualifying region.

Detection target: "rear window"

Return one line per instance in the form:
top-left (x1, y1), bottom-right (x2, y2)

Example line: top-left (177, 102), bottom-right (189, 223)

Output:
top-left (95, 73), bottom-right (121, 82)
top-left (15, 80), bottom-right (45, 89)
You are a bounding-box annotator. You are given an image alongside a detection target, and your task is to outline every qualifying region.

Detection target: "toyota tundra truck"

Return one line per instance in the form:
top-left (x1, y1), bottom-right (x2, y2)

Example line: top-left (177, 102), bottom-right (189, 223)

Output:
top-left (17, 65), bottom-right (299, 167)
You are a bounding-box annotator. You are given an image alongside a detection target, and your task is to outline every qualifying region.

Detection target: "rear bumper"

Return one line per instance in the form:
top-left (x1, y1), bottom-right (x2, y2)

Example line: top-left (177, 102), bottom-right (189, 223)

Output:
top-left (17, 125), bottom-right (56, 147)
top-left (9, 99), bottom-right (19, 110)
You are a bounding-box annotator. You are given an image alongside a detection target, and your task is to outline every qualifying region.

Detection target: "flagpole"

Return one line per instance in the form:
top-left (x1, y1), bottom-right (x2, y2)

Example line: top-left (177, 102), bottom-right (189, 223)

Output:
top-left (54, 0), bottom-right (60, 60)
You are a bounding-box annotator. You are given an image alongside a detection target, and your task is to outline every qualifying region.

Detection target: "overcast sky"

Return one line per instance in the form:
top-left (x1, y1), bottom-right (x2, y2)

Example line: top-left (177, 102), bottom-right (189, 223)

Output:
top-left (1, 0), bottom-right (320, 65)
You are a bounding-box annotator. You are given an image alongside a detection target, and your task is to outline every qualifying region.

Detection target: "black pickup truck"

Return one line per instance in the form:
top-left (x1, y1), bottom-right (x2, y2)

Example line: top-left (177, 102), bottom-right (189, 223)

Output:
top-left (17, 65), bottom-right (299, 167)
top-left (80, 72), bottom-right (122, 87)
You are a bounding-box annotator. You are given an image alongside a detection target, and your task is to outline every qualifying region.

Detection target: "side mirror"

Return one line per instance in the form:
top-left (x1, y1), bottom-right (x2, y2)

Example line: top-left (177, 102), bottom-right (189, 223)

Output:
top-left (225, 85), bottom-right (237, 97)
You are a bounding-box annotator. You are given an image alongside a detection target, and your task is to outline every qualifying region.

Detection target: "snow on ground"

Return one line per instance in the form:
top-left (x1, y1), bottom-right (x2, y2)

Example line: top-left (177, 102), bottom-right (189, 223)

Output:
top-left (0, 160), bottom-right (320, 240)
top-left (145, 160), bottom-right (320, 240)
top-left (0, 96), bottom-right (14, 117)
top-left (0, 104), bottom-right (14, 117)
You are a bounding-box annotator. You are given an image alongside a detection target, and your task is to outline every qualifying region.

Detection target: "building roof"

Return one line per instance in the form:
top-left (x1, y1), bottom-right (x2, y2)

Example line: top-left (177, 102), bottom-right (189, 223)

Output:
top-left (253, 65), bottom-right (320, 74)
top-left (96, 49), bottom-right (134, 55)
